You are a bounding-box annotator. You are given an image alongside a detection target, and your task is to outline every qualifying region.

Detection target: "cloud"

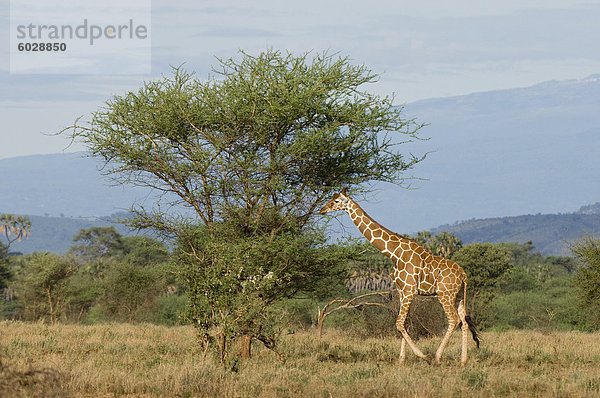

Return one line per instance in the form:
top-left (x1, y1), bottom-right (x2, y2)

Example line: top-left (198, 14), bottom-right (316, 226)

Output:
top-left (196, 28), bottom-right (284, 38)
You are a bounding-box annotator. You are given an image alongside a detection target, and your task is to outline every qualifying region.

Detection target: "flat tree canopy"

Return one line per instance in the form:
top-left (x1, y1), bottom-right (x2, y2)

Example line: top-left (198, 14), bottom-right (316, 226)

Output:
top-left (65, 49), bottom-right (426, 359)
top-left (67, 50), bottom-right (424, 234)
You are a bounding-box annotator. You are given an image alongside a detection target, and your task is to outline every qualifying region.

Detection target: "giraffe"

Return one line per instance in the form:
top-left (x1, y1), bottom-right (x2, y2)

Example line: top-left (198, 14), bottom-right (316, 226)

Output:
top-left (320, 188), bottom-right (479, 365)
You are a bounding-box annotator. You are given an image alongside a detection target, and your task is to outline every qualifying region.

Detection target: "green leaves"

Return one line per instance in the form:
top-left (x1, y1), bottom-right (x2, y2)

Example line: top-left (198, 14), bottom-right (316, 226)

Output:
top-left (66, 49), bottom-right (425, 232)
top-left (570, 235), bottom-right (600, 321)
top-left (174, 221), bottom-right (349, 354)
top-left (452, 243), bottom-right (513, 295)
top-left (13, 252), bottom-right (76, 323)
top-left (451, 243), bottom-right (513, 325)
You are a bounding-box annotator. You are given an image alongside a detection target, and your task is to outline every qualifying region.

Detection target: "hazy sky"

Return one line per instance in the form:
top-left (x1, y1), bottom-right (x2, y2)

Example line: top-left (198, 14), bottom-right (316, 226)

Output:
top-left (1, 0), bottom-right (599, 159)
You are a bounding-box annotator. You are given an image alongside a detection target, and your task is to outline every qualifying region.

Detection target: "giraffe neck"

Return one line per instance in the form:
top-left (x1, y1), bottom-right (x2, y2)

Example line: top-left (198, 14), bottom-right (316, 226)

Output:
top-left (345, 199), bottom-right (406, 245)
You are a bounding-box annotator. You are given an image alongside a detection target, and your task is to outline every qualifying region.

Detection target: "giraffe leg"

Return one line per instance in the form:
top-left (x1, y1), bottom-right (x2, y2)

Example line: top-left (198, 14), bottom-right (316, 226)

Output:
top-left (399, 337), bottom-right (407, 364)
top-left (395, 293), bottom-right (431, 362)
top-left (434, 294), bottom-right (460, 364)
top-left (457, 300), bottom-right (469, 366)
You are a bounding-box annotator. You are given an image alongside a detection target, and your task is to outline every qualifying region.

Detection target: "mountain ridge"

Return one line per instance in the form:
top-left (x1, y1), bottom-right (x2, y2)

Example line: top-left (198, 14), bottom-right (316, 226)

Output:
top-left (433, 207), bottom-right (600, 256)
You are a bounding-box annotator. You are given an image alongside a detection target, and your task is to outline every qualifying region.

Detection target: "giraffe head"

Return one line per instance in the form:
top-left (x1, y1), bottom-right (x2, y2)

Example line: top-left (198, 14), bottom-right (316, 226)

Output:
top-left (320, 187), bottom-right (351, 214)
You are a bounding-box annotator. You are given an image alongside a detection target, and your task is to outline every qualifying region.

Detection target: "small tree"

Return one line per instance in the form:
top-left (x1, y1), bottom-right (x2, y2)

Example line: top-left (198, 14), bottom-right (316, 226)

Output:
top-left (451, 242), bottom-right (513, 326)
top-left (15, 252), bottom-right (76, 323)
top-left (99, 261), bottom-right (166, 323)
top-left (67, 228), bottom-right (171, 323)
top-left (69, 227), bottom-right (123, 263)
top-left (570, 234), bottom-right (600, 326)
top-left (65, 49), bottom-right (426, 360)
top-left (177, 221), bottom-right (346, 361)
top-left (120, 236), bottom-right (170, 267)
top-left (411, 231), bottom-right (462, 258)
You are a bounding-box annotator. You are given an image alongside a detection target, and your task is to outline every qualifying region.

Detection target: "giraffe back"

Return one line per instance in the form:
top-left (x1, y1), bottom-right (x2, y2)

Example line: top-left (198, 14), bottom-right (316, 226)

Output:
top-left (386, 238), bottom-right (467, 296)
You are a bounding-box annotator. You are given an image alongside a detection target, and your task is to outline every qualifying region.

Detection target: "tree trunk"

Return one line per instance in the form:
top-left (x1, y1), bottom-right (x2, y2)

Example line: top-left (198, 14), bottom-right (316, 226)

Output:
top-left (239, 334), bottom-right (252, 359)
top-left (197, 332), bottom-right (210, 359)
top-left (46, 287), bottom-right (54, 324)
top-left (217, 331), bottom-right (227, 364)
top-left (317, 308), bottom-right (325, 338)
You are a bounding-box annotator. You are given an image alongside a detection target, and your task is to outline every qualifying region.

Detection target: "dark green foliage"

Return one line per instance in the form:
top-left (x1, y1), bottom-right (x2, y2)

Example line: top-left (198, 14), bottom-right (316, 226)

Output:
top-left (176, 221), bottom-right (349, 354)
top-left (120, 236), bottom-right (170, 267)
top-left (152, 293), bottom-right (187, 326)
top-left (0, 241), bottom-right (7, 263)
top-left (70, 226), bottom-right (123, 261)
top-left (451, 243), bottom-right (513, 321)
top-left (470, 241), bottom-right (596, 331)
top-left (487, 275), bottom-right (596, 331)
top-left (0, 242), bottom-right (11, 291)
top-left (11, 252), bottom-right (76, 323)
top-left (63, 270), bottom-right (101, 322)
top-left (570, 234), bottom-right (600, 327)
top-left (69, 229), bottom-right (173, 323)
top-left (410, 231), bottom-right (463, 258)
top-left (0, 214), bottom-right (31, 289)
top-left (450, 242), bottom-right (579, 329)
top-left (2, 227), bottom-right (174, 324)
top-left (499, 241), bottom-right (574, 282)
top-left (498, 266), bottom-right (540, 293)
top-left (98, 261), bottom-right (166, 322)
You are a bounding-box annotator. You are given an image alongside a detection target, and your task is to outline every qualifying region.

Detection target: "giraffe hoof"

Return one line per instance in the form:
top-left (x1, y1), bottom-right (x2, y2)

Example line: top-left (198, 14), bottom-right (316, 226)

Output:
top-left (422, 355), bottom-right (433, 364)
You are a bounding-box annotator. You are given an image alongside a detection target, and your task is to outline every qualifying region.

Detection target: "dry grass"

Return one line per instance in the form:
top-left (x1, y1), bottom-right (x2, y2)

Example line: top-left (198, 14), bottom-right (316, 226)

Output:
top-left (1, 321), bottom-right (600, 397)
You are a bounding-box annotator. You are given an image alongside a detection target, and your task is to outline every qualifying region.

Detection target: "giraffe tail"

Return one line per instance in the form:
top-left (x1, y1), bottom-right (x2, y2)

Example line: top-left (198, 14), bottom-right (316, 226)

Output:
top-left (458, 279), bottom-right (480, 348)
top-left (464, 315), bottom-right (480, 349)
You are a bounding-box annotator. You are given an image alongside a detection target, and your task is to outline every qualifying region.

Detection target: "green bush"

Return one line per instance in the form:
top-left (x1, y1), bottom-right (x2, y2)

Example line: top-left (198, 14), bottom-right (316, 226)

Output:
top-left (487, 276), bottom-right (592, 331)
top-left (152, 293), bottom-right (187, 326)
top-left (98, 262), bottom-right (166, 323)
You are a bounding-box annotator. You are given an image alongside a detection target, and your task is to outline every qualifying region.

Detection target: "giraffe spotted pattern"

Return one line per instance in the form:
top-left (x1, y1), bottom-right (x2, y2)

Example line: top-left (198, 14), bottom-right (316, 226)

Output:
top-left (321, 188), bottom-right (479, 366)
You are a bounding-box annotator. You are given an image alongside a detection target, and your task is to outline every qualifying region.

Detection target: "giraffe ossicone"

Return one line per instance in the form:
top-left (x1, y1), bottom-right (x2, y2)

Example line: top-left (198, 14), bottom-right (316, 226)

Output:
top-left (320, 188), bottom-right (480, 365)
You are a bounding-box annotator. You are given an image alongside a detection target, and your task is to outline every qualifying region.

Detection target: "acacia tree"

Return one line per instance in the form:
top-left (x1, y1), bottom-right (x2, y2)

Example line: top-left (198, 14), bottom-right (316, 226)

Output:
top-left (69, 227), bottom-right (124, 263)
top-left (15, 252), bottom-right (76, 323)
top-left (65, 50), bottom-right (425, 360)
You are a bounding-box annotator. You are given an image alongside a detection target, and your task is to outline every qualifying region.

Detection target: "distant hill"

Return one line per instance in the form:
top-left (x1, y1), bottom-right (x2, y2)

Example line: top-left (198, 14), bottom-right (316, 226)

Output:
top-left (576, 202), bottom-right (600, 215)
top-left (0, 152), bottom-right (152, 217)
top-left (433, 204), bottom-right (600, 256)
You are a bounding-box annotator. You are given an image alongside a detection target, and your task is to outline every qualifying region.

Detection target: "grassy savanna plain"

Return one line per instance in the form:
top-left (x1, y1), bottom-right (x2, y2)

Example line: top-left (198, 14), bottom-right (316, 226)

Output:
top-left (1, 321), bottom-right (600, 397)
